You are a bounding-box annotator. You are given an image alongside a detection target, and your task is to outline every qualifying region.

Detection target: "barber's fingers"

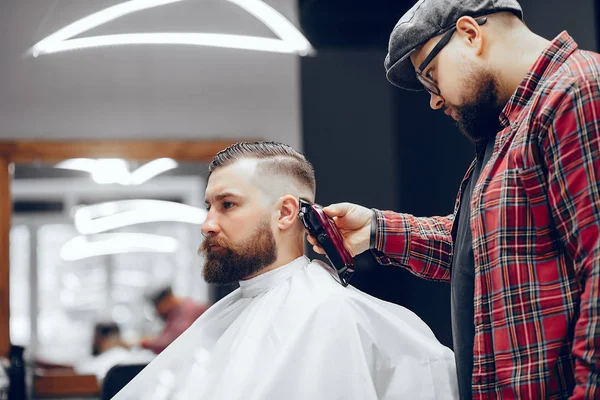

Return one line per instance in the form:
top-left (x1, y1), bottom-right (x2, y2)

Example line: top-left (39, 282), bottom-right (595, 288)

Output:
top-left (323, 202), bottom-right (373, 231)
top-left (322, 202), bottom-right (352, 218)
top-left (306, 234), bottom-right (326, 255)
top-left (312, 245), bottom-right (326, 255)
top-left (307, 230), bottom-right (366, 257)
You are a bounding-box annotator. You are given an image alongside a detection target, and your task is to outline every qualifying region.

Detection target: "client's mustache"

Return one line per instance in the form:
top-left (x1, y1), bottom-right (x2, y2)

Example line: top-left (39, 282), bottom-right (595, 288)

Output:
top-left (198, 236), bottom-right (231, 255)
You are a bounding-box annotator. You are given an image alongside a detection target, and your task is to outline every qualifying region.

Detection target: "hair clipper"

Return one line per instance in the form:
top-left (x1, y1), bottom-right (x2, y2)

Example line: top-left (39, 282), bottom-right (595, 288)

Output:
top-left (298, 198), bottom-right (355, 286)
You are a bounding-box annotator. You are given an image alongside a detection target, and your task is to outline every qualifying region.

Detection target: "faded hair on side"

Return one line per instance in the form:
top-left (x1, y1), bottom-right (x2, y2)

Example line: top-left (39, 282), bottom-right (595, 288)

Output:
top-left (208, 141), bottom-right (316, 195)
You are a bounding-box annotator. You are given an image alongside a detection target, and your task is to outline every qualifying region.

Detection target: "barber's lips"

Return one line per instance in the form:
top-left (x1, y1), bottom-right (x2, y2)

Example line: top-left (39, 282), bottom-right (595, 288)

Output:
top-left (445, 108), bottom-right (457, 121)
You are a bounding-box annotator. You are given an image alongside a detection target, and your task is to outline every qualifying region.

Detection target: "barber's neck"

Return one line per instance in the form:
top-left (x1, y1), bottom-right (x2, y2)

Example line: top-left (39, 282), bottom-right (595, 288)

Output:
top-left (493, 30), bottom-right (551, 103)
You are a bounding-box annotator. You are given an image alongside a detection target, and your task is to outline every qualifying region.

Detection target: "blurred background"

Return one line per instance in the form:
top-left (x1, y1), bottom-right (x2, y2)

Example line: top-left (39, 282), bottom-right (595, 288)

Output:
top-left (0, 0), bottom-right (598, 398)
top-left (11, 161), bottom-right (208, 360)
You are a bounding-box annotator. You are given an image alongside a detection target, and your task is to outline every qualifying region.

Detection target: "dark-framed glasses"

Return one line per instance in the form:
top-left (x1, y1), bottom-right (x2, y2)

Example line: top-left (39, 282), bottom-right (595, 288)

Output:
top-left (416, 17), bottom-right (488, 96)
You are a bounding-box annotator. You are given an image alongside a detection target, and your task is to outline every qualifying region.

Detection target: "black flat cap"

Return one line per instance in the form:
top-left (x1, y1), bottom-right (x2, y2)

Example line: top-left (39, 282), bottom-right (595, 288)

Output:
top-left (384, 0), bottom-right (523, 90)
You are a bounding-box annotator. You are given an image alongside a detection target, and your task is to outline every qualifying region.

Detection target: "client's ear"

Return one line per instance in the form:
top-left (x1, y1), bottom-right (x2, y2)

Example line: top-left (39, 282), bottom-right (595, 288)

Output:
top-left (276, 195), bottom-right (299, 230)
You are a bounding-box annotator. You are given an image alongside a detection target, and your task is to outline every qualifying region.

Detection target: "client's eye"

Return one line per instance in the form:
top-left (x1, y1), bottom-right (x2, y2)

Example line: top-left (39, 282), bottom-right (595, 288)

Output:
top-left (223, 201), bottom-right (235, 210)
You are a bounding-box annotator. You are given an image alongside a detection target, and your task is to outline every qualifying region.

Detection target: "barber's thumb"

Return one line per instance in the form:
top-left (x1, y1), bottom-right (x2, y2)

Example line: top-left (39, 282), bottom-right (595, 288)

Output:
top-left (323, 202), bottom-right (350, 217)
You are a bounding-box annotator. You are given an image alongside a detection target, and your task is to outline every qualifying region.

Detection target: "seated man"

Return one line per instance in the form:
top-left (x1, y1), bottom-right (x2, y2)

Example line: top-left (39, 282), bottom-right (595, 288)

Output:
top-left (140, 286), bottom-right (210, 354)
top-left (74, 322), bottom-right (154, 383)
top-left (91, 322), bottom-right (128, 356)
top-left (114, 141), bottom-right (458, 400)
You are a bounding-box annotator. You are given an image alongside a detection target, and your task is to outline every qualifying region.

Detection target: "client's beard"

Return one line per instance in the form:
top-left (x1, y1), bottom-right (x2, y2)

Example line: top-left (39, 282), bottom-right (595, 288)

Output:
top-left (198, 218), bottom-right (277, 284)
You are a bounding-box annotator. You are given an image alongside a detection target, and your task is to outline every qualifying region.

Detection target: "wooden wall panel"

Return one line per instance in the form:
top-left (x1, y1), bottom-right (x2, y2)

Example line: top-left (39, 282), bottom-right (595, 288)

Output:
top-left (0, 139), bottom-right (249, 163)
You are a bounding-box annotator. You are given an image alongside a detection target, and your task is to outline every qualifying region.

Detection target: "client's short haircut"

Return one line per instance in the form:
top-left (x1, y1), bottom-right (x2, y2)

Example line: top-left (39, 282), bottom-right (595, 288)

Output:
top-left (208, 141), bottom-right (316, 195)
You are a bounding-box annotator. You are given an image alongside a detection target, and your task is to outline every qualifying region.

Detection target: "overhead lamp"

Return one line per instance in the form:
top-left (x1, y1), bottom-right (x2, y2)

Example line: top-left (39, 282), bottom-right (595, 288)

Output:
top-left (55, 157), bottom-right (178, 185)
top-left (60, 232), bottom-right (179, 261)
top-left (74, 199), bottom-right (207, 234)
top-left (30, 0), bottom-right (314, 57)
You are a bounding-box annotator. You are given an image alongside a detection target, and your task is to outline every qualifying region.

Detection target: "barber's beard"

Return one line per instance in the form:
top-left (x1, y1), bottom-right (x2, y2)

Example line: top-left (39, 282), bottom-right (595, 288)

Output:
top-left (198, 218), bottom-right (277, 284)
top-left (454, 70), bottom-right (503, 144)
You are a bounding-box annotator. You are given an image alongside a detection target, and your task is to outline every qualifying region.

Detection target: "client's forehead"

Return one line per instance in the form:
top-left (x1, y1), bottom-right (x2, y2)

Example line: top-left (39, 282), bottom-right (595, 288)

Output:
top-left (205, 158), bottom-right (261, 198)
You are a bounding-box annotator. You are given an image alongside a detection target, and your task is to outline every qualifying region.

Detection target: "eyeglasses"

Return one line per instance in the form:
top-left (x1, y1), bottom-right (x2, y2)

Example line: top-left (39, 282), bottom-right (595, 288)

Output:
top-left (416, 17), bottom-right (488, 96)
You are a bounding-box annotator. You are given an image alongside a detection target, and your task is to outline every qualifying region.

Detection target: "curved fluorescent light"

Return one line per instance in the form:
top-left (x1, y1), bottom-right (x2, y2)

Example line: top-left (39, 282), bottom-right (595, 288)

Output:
top-left (30, 0), bottom-right (314, 57)
top-left (74, 199), bottom-right (207, 234)
top-left (33, 0), bottom-right (183, 53)
top-left (55, 158), bottom-right (98, 173)
top-left (228, 0), bottom-right (311, 55)
top-left (129, 158), bottom-right (178, 185)
top-left (41, 34), bottom-right (299, 54)
top-left (90, 159), bottom-right (130, 184)
top-left (60, 233), bottom-right (179, 261)
top-left (55, 157), bottom-right (178, 185)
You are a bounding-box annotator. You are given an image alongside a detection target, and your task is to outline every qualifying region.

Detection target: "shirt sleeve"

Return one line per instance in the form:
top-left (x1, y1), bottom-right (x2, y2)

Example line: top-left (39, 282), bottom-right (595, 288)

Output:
top-left (541, 79), bottom-right (600, 399)
top-left (371, 209), bottom-right (454, 282)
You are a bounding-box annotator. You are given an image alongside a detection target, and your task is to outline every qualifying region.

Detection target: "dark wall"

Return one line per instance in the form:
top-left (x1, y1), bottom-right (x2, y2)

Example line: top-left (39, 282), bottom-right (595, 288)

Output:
top-left (301, 49), bottom-right (473, 348)
top-left (519, 0), bottom-right (597, 52)
top-left (301, 50), bottom-right (397, 210)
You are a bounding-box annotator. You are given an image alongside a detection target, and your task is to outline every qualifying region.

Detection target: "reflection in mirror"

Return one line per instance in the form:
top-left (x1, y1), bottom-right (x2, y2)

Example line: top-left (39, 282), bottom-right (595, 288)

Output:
top-left (9, 159), bottom-right (228, 378)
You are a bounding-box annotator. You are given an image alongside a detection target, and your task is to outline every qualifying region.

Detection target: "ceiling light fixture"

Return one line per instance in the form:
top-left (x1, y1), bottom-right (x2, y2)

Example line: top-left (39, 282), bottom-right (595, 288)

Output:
top-left (55, 157), bottom-right (178, 185)
top-left (30, 0), bottom-right (314, 57)
top-left (74, 199), bottom-right (207, 234)
top-left (60, 232), bottom-right (179, 261)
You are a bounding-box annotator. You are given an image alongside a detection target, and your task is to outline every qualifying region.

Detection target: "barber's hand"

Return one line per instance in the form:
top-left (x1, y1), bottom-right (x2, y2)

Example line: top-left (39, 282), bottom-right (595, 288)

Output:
top-left (306, 202), bottom-right (373, 257)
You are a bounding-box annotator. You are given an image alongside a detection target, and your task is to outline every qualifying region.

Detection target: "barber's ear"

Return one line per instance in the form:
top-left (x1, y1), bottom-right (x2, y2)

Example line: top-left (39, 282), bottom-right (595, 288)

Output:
top-left (276, 195), bottom-right (299, 230)
top-left (455, 16), bottom-right (484, 55)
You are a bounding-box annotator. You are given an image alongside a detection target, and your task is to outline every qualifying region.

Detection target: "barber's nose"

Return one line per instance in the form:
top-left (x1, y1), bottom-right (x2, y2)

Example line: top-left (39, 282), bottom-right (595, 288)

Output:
top-left (429, 93), bottom-right (445, 110)
top-left (201, 211), bottom-right (220, 236)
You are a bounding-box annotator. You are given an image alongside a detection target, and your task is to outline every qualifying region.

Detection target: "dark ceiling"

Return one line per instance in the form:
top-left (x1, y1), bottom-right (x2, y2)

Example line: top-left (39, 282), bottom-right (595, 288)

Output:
top-left (299, 0), bottom-right (415, 50)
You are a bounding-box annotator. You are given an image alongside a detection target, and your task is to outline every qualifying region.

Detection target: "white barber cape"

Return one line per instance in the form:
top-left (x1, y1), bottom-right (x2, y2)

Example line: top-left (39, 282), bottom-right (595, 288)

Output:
top-left (114, 256), bottom-right (458, 400)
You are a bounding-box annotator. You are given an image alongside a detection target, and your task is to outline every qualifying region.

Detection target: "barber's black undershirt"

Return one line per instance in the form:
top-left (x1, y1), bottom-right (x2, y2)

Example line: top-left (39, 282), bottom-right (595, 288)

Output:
top-left (450, 138), bottom-right (495, 400)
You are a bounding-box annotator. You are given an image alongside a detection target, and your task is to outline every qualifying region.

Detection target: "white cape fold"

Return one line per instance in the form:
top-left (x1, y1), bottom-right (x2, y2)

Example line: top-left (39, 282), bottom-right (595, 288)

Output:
top-left (114, 256), bottom-right (458, 399)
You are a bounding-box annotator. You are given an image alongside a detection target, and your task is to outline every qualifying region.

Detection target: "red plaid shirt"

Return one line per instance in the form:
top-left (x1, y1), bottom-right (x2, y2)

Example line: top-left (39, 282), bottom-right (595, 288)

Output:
top-left (372, 32), bottom-right (600, 399)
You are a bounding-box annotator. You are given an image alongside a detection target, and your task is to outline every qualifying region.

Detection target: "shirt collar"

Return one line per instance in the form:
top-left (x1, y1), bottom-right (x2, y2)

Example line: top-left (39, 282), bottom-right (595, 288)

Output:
top-left (500, 31), bottom-right (578, 127)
